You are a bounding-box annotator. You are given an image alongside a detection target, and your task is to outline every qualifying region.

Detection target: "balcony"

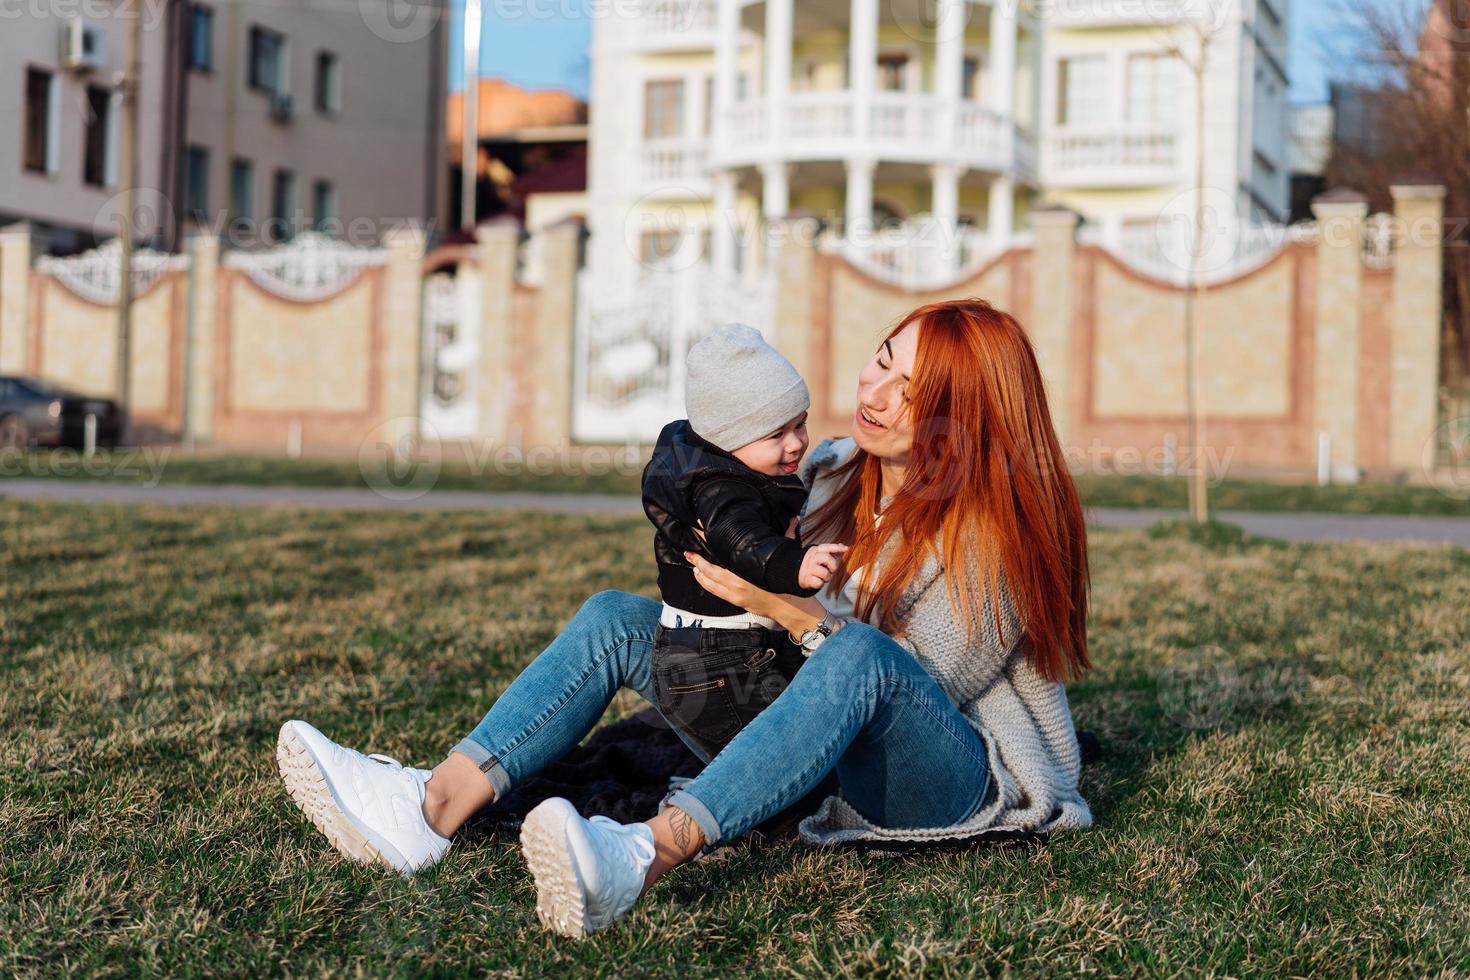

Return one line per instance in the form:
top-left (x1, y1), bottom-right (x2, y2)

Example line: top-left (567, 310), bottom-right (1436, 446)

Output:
top-left (640, 139), bottom-right (710, 190)
top-left (1042, 128), bottom-right (1183, 188)
top-left (713, 91), bottom-right (1035, 180)
top-left (1045, 0), bottom-right (1197, 29)
top-left (634, 0), bottom-right (716, 50)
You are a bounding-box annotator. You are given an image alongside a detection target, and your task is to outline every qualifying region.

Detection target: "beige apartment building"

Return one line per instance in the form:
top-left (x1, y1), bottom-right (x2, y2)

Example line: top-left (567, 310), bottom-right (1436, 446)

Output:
top-left (1, 0), bottom-right (448, 254)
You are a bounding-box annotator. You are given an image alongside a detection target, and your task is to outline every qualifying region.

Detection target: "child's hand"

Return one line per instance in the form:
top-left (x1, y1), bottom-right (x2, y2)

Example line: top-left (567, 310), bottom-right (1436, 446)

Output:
top-left (798, 543), bottom-right (849, 590)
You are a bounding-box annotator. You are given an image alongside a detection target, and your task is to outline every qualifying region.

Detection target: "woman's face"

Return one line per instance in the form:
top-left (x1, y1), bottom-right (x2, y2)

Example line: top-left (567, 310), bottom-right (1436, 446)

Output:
top-left (852, 321), bottom-right (919, 462)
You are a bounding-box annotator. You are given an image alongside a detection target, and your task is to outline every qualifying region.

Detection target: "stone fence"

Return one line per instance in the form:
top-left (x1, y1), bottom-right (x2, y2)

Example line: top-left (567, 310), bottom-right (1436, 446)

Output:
top-left (0, 183), bottom-right (1451, 484)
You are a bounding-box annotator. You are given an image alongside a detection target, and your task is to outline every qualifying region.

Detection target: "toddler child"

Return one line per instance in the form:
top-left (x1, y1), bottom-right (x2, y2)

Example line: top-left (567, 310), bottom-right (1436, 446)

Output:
top-left (641, 323), bottom-right (846, 761)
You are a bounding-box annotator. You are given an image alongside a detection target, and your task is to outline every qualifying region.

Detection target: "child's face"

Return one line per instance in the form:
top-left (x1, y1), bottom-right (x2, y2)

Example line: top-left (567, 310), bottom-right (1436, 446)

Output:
top-left (730, 411), bottom-right (810, 477)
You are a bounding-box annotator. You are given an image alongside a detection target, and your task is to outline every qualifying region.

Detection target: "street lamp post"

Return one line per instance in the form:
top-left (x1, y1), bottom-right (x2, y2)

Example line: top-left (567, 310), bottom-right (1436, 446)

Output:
top-left (460, 0), bottom-right (482, 231)
top-left (115, 0), bottom-right (144, 446)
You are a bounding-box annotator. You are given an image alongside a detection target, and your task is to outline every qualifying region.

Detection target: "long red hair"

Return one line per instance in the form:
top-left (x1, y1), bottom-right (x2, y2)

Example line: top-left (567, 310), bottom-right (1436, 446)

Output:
top-left (805, 299), bottom-right (1091, 683)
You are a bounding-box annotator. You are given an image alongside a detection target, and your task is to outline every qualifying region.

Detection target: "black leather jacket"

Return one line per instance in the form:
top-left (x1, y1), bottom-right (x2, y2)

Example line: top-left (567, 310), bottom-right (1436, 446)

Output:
top-left (642, 419), bottom-right (816, 617)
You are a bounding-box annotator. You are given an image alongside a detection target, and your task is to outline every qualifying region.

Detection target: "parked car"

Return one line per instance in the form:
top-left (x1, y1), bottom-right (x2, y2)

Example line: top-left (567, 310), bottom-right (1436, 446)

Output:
top-left (0, 376), bottom-right (124, 450)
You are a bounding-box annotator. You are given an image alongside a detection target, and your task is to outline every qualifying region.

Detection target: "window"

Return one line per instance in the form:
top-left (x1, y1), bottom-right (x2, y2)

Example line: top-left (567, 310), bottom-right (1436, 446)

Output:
top-left (189, 4), bottom-right (213, 71)
top-left (230, 158), bottom-right (254, 226)
top-left (1057, 55), bottom-right (1107, 125)
top-left (643, 80), bottom-right (684, 140)
top-left (83, 85), bottom-right (114, 187)
top-left (962, 56), bottom-right (981, 100)
top-left (315, 51), bottom-right (340, 113)
top-left (877, 54), bottom-right (909, 92)
top-left (184, 145), bottom-right (210, 218)
top-left (312, 179), bottom-right (336, 229)
top-left (248, 26), bottom-right (287, 95)
top-left (1125, 53), bottom-right (1177, 126)
top-left (23, 67), bottom-right (57, 174)
top-left (702, 76), bottom-right (714, 135)
top-left (271, 168), bottom-right (296, 236)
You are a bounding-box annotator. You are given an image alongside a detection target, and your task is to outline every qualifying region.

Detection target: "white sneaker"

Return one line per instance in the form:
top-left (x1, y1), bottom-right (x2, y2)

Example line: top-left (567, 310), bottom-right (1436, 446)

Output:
top-left (276, 720), bottom-right (452, 877)
top-left (519, 797), bottom-right (657, 938)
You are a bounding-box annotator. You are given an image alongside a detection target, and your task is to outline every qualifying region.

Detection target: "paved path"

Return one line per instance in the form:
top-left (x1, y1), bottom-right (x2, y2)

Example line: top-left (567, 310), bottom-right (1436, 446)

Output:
top-left (1086, 506), bottom-right (1470, 548)
top-left (0, 479), bottom-right (645, 515)
top-left (4, 479), bottom-right (1469, 548)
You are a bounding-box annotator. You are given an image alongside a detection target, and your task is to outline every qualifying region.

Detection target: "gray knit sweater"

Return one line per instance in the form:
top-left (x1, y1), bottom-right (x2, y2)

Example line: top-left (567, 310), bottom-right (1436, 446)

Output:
top-left (794, 437), bottom-right (1094, 847)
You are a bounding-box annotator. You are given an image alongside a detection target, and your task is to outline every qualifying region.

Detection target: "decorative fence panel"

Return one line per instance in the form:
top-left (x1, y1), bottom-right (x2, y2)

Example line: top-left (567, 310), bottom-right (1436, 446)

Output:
top-left (24, 240), bottom-right (191, 437)
top-left (212, 234), bottom-right (394, 449)
top-left (571, 259), bottom-right (775, 443)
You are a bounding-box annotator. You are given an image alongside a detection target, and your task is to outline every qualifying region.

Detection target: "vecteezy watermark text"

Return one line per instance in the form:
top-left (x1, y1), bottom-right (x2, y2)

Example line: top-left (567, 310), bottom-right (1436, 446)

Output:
top-left (0, 446), bottom-right (173, 486)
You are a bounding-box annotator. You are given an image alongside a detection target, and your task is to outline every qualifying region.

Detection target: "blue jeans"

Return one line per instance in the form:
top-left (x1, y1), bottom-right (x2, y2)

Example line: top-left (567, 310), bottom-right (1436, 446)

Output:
top-left (452, 590), bottom-right (994, 847)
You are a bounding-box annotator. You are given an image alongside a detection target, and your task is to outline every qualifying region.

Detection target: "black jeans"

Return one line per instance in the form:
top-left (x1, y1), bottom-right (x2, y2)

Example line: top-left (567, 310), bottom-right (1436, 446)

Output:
top-left (650, 623), bottom-right (807, 762)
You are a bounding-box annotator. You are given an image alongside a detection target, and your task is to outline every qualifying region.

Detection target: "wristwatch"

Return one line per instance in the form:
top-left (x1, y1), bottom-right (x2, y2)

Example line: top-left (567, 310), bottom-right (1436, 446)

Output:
top-left (796, 612), bottom-right (837, 655)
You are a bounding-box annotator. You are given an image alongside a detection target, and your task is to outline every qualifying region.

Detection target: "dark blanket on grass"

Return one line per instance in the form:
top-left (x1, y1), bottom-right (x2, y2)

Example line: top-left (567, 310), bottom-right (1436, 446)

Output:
top-left (467, 707), bottom-right (1103, 854)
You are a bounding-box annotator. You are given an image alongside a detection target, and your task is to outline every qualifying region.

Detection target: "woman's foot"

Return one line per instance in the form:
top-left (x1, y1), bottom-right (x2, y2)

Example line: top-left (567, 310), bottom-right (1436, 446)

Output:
top-left (276, 720), bottom-right (452, 877)
top-left (518, 798), bottom-right (656, 938)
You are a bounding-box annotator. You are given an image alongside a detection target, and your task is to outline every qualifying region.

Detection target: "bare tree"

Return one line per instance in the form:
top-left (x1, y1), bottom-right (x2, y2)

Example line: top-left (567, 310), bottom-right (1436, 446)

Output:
top-left (1326, 0), bottom-right (1470, 394)
top-left (1152, 10), bottom-right (1230, 522)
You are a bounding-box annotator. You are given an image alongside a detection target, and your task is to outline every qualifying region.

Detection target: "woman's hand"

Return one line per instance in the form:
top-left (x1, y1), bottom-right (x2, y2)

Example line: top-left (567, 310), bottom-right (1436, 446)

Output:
top-left (686, 522), bottom-right (833, 638)
top-left (683, 550), bottom-right (777, 618)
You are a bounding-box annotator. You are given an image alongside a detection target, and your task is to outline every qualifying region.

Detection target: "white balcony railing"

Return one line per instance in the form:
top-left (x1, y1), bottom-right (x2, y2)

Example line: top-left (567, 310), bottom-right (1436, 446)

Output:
top-left (725, 101), bottom-right (766, 145)
top-left (788, 91), bottom-right (854, 141)
top-left (638, 0), bottom-right (716, 45)
top-left (1043, 128), bottom-right (1182, 187)
top-left (1046, 0), bottom-right (1197, 28)
top-left (641, 139), bottom-right (709, 186)
top-left (714, 92), bottom-right (1034, 179)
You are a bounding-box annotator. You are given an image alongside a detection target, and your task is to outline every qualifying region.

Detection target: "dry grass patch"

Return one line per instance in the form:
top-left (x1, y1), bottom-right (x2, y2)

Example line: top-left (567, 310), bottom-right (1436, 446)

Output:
top-left (1, 500), bottom-right (1468, 975)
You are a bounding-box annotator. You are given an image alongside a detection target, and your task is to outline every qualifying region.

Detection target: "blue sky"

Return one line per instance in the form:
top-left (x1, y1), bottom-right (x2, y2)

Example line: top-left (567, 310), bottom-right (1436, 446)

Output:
top-left (448, 0), bottom-right (1374, 106)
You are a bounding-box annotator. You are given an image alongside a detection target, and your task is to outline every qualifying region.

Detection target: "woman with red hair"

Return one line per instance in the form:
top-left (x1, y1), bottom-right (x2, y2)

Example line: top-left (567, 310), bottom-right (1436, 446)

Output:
top-left (277, 298), bottom-right (1093, 938)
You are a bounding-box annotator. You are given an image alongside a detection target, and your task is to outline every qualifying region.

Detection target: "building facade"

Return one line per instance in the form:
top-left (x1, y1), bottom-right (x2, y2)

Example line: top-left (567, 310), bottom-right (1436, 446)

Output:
top-left (587, 0), bottom-right (1292, 299)
top-left (444, 77), bottom-right (588, 232)
top-left (0, 0), bottom-right (448, 255)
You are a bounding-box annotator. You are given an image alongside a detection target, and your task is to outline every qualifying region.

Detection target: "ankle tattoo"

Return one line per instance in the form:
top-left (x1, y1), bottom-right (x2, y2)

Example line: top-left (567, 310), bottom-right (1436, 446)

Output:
top-left (670, 809), bottom-right (696, 852)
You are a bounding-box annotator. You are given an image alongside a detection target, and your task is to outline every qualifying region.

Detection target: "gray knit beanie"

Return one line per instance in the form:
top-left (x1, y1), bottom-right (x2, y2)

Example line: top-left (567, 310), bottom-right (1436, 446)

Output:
top-left (685, 323), bottom-right (810, 453)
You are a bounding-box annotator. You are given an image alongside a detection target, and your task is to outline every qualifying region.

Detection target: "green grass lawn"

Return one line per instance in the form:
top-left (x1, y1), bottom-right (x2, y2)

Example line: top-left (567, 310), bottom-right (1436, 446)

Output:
top-left (2, 501), bottom-right (1468, 975)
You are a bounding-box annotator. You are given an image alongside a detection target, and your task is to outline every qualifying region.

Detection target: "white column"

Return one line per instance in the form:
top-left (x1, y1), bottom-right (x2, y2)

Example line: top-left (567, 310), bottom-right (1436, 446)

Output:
top-left (932, 161), bottom-right (962, 277)
top-left (845, 157), bottom-right (874, 241)
top-left (765, 0), bottom-right (792, 145)
top-left (931, 164), bottom-right (960, 227)
top-left (988, 0), bottom-right (1016, 119)
top-left (936, 0), bottom-right (964, 192)
top-left (988, 175), bottom-right (1013, 250)
top-left (761, 160), bottom-right (789, 217)
top-left (712, 169), bottom-right (738, 275)
top-left (714, 0), bottom-right (738, 162)
top-left (936, 0), bottom-right (964, 102)
top-left (848, 0), bottom-right (877, 142)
